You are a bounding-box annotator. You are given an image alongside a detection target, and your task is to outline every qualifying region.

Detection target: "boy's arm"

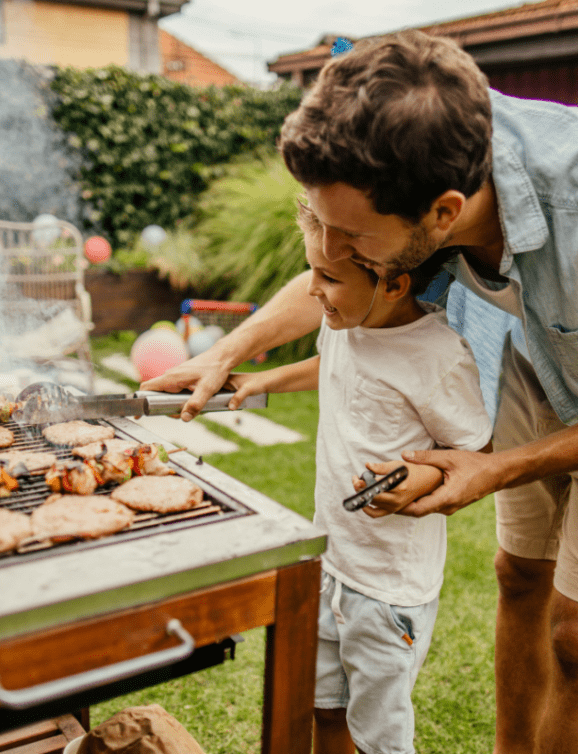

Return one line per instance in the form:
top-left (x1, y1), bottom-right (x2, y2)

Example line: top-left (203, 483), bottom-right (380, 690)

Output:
top-left (224, 356), bottom-right (320, 410)
top-left (141, 272), bottom-right (321, 420)
top-left (356, 441), bottom-right (493, 519)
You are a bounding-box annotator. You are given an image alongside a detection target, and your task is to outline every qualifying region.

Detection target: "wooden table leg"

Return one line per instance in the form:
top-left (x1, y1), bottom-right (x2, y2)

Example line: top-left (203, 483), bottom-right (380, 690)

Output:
top-left (262, 557), bottom-right (321, 754)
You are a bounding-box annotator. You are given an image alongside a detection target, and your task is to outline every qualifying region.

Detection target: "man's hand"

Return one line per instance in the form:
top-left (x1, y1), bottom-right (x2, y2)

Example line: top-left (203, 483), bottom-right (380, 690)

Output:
top-left (398, 446), bottom-right (497, 517)
top-left (141, 350), bottom-right (231, 422)
top-left (352, 460), bottom-right (443, 519)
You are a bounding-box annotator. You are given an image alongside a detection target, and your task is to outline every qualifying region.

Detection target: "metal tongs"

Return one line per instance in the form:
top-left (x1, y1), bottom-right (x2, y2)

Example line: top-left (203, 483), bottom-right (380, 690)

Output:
top-left (12, 382), bottom-right (268, 425)
top-left (343, 466), bottom-right (408, 511)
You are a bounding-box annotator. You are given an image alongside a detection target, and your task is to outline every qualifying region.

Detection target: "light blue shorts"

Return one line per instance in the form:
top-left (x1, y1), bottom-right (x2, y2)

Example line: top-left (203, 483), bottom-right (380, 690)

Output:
top-left (315, 572), bottom-right (439, 754)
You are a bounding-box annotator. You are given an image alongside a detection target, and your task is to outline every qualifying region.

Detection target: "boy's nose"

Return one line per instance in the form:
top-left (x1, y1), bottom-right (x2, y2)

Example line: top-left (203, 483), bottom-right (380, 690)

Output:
top-left (307, 275), bottom-right (321, 297)
top-left (322, 227), bottom-right (353, 262)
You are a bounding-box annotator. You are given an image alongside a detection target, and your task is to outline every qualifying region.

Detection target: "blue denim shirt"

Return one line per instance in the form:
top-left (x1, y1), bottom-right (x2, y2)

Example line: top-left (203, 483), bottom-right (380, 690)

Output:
top-left (439, 90), bottom-right (578, 426)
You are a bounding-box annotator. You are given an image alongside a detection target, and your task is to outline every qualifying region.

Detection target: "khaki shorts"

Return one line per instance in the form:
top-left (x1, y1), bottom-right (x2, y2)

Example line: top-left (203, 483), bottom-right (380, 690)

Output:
top-left (494, 336), bottom-right (578, 601)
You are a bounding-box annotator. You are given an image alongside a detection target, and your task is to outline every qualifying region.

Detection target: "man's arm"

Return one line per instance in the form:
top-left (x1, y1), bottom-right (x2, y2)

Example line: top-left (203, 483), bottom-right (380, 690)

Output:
top-left (400, 428), bottom-right (578, 516)
top-left (351, 460), bottom-right (444, 519)
top-left (141, 271), bottom-right (321, 420)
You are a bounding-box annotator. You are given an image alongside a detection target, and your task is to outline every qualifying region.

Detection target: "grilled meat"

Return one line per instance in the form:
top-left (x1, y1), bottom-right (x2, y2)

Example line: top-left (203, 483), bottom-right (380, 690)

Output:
top-left (111, 475), bottom-right (204, 513)
top-left (0, 508), bottom-right (32, 552)
top-left (72, 439), bottom-right (139, 460)
top-left (0, 395), bottom-right (24, 423)
top-left (31, 494), bottom-right (135, 542)
top-left (0, 450), bottom-right (57, 476)
top-left (42, 421), bottom-right (115, 447)
top-left (0, 427), bottom-right (14, 448)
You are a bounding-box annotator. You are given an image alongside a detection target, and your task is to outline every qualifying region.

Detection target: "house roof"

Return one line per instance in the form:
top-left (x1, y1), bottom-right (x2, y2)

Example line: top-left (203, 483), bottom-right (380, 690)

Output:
top-left (42, 0), bottom-right (187, 18)
top-left (268, 0), bottom-right (578, 72)
top-left (419, 0), bottom-right (578, 47)
top-left (160, 30), bottom-right (241, 86)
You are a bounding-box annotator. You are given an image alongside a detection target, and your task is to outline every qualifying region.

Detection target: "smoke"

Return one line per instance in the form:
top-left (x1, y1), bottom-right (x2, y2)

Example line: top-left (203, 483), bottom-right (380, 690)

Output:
top-left (0, 60), bottom-right (83, 225)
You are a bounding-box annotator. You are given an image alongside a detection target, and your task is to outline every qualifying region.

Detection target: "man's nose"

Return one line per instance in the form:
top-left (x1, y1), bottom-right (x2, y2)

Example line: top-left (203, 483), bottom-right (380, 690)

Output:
top-left (323, 226), bottom-right (353, 262)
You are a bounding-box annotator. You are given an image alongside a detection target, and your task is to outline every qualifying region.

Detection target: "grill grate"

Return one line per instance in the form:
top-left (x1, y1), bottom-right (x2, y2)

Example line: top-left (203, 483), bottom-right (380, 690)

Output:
top-left (0, 418), bottom-right (252, 565)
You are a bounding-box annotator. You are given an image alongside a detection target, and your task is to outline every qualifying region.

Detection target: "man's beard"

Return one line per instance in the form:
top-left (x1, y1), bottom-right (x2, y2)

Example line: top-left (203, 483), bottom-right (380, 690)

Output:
top-left (383, 222), bottom-right (444, 282)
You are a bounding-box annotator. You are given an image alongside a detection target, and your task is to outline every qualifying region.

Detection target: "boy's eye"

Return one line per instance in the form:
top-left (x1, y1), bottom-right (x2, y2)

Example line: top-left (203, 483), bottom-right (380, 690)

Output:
top-left (323, 273), bottom-right (339, 283)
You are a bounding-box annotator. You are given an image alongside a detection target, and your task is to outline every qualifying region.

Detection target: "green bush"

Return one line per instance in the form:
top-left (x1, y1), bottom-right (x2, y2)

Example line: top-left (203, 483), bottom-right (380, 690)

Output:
top-left (50, 66), bottom-right (302, 248)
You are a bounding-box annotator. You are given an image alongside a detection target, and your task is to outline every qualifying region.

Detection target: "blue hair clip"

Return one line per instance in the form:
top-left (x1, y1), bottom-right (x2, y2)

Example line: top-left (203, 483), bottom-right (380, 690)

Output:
top-left (331, 37), bottom-right (354, 56)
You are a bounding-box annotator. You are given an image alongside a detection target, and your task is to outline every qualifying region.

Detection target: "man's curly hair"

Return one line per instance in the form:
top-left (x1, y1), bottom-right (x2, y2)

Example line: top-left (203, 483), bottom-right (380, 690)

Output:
top-left (281, 30), bottom-right (492, 223)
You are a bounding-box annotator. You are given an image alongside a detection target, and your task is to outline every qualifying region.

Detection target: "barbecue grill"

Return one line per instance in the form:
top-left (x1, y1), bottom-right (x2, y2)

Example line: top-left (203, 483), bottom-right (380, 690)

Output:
top-left (0, 411), bottom-right (326, 753)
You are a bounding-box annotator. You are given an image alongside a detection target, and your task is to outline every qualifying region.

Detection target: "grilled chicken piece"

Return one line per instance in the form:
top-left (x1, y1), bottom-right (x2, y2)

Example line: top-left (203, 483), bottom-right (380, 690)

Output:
top-left (127, 444), bottom-right (174, 477)
top-left (45, 460), bottom-right (100, 495)
top-left (0, 466), bottom-right (20, 497)
top-left (97, 450), bottom-right (133, 485)
top-left (0, 395), bottom-right (24, 423)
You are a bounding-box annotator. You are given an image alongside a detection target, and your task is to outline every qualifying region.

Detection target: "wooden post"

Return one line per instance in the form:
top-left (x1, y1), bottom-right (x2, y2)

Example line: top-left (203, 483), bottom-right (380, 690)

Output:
top-left (262, 558), bottom-right (321, 754)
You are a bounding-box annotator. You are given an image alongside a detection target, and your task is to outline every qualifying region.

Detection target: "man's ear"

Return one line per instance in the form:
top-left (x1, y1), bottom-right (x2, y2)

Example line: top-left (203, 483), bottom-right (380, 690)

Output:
top-left (384, 273), bottom-right (412, 300)
top-left (426, 190), bottom-right (465, 231)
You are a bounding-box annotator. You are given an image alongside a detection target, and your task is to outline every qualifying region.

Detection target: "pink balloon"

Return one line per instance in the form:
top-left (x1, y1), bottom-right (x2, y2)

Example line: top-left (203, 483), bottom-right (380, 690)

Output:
top-left (130, 330), bottom-right (189, 382)
top-left (84, 236), bottom-right (112, 263)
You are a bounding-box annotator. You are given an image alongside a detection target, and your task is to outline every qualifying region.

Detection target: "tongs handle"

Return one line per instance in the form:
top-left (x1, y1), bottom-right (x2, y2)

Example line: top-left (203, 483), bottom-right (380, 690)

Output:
top-left (136, 390), bottom-right (267, 415)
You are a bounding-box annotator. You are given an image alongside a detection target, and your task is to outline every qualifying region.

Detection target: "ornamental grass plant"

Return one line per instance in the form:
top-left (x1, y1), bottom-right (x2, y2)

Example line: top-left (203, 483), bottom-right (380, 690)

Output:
top-left (142, 155), bottom-right (318, 361)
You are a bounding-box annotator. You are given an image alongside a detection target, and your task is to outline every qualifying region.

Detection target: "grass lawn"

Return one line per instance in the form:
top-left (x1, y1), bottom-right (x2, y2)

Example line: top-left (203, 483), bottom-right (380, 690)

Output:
top-left (89, 339), bottom-right (498, 753)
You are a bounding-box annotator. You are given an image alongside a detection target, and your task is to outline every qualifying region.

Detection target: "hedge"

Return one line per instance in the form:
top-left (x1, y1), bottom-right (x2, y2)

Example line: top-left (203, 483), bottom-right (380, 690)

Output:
top-left (50, 66), bottom-right (302, 248)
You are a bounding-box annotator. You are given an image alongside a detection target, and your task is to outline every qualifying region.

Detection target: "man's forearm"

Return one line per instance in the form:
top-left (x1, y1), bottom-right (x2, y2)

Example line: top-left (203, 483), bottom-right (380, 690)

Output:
top-left (212, 271), bottom-right (321, 369)
top-left (496, 423), bottom-right (578, 489)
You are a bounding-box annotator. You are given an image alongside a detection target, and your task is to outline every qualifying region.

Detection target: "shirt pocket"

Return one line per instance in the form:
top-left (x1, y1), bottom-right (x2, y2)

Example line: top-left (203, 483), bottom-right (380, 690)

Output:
top-left (545, 325), bottom-right (578, 397)
top-left (349, 375), bottom-right (403, 444)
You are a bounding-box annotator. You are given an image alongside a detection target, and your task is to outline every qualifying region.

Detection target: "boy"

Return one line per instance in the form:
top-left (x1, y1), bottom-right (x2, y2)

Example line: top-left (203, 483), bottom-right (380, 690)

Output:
top-left (223, 204), bottom-right (492, 754)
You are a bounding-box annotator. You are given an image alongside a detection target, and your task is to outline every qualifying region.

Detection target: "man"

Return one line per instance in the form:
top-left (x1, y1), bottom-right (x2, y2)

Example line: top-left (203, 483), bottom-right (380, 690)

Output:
top-left (143, 30), bottom-right (578, 753)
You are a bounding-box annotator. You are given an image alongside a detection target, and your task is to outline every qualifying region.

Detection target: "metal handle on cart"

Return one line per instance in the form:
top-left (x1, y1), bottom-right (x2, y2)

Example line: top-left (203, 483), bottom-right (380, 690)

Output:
top-left (0, 618), bottom-right (194, 710)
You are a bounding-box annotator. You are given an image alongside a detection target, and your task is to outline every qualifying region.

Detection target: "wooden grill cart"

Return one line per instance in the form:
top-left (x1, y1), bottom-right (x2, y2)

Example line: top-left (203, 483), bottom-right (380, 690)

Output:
top-left (0, 416), bottom-right (326, 753)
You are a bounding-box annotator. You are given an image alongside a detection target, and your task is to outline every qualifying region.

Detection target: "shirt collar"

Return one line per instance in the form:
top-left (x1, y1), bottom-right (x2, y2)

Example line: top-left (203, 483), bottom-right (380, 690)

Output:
top-left (491, 134), bottom-right (549, 274)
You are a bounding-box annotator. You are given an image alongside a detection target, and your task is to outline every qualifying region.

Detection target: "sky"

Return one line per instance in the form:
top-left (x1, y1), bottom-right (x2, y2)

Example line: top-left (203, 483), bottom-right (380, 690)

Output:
top-left (160, 0), bottom-right (544, 87)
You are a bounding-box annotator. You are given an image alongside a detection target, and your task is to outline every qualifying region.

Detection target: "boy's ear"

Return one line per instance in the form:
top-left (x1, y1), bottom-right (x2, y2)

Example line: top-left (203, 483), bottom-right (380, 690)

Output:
top-left (384, 273), bottom-right (412, 300)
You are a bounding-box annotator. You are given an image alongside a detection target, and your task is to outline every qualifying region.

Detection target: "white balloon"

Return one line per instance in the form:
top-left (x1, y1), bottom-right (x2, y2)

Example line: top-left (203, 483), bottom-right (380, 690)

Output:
top-left (176, 316), bottom-right (203, 336)
top-left (203, 325), bottom-right (225, 342)
top-left (141, 224), bottom-right (167, 246)
top-left (188, 329), bottom-right (218, 357)
top-left (32, 214), bottom-right (60, 246)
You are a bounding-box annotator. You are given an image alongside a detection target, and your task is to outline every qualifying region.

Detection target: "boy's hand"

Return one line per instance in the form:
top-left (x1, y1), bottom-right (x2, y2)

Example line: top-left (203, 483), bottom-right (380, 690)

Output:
top-left (222, 372), bottom-right (269, 411)
top-left (352, 460), bottom-right (443, 519)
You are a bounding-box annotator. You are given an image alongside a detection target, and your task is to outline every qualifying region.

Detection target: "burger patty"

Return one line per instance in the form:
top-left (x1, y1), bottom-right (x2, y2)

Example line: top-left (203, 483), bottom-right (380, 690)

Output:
top-left (31, 494), bottom-right (135, 541)
top-left (111, 475), bottom-right (204, 513)
top-left (72, 438), bottom-right (139, 460)
top-left (0, 450), bottom-right (58, 475)
top-left (0, 508), bottom-right (32, 553)
top-left (42, 421), bottom-right (115, 447)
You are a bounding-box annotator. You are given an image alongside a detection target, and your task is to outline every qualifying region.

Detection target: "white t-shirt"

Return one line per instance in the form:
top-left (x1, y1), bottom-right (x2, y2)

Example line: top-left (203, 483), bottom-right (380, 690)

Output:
top-left (314, 302), bottom-right (493, 606)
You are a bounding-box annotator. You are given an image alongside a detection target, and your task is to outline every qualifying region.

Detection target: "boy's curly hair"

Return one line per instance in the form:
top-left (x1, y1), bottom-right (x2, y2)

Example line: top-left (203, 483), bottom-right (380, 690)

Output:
top-left (281, 30), bottom-right (492, 223)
